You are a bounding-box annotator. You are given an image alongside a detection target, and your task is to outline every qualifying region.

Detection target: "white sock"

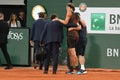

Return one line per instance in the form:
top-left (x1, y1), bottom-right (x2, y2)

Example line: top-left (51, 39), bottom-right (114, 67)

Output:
top-left (81, 65), bottom-right (85, 70)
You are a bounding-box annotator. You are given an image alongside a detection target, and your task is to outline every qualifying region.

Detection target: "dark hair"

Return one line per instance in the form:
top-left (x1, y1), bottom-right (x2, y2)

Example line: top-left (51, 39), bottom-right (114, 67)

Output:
top-left (70, 13), bottom-right (80, 23)
top-left (74, 12), bottom-right (81, 25)
top-left (38, 12), bottom-right (45, 18)
top-left (50, 14), bottom-right (57, 20)
top-left (74, 12), bottom-right (80, 16)
top-left (8, 13), bottom-right (18, 27)
top-left (67, 3), bottom-right (75, 11)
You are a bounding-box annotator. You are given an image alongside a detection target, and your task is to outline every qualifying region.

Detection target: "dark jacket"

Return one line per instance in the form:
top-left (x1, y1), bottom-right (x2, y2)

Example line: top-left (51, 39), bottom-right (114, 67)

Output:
top-left (18, 17), bottom-right (26, 27)
top-left (0, 20), bottom-right (9, 43)
top-left (30, 18), bottom-right (48, 42)
top-left (40, 20), bottom-right (63, 45)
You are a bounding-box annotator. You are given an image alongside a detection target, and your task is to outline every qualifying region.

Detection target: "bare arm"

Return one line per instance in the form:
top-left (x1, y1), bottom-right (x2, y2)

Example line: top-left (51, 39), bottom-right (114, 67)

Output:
top-left (68, 23), bottom-right (81, 31)
top-left (59, 11), bottom-right (72, 25)
top-left (59, 17), bottom-right (71, 25)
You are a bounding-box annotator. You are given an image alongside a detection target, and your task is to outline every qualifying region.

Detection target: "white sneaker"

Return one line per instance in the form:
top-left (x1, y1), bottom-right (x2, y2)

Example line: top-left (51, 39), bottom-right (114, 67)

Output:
top-left (76, 69), bottom-right (87, 75)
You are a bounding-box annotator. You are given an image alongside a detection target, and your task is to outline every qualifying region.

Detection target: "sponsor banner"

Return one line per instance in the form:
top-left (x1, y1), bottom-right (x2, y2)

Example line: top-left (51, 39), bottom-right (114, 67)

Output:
top-left (107, 48), bottom-right (119, 57)
top-left (75, 7), bottom-right (120, 34)
top-left (8, 31), bottom-right (24, 41)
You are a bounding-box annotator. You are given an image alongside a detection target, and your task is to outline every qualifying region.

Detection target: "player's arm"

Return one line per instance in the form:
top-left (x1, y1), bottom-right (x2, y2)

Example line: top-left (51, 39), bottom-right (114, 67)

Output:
top-left (68, 23), bottom-right (81, 31)
top-left (58, 11), bottom-right (72, 25)
top-left (65, 23), bottom-right (77, 28)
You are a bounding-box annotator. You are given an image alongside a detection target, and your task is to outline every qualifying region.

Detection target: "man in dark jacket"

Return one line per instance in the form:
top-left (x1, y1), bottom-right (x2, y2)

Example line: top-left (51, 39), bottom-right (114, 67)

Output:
top-left (40, 14), bottom-right (64, 74)
top-left (0, 12), bottom-right (13, 69)
top-left (18, 11), bottom-right (26, 27)
top-left (30, 12), bottom-right (47, 70)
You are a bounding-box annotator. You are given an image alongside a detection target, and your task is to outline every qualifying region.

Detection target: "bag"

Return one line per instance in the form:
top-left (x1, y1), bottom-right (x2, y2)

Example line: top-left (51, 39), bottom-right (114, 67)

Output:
top-left (35, 45), bottom-right (47, 61)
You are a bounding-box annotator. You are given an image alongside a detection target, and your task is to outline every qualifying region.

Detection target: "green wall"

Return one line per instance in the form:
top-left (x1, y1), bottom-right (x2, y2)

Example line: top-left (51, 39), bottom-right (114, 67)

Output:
top-left (86, 34), bottom-right (120, 69)
top-left (27, 0), bottom-right (120, 69)
top-left (27, 0), bottom-right (68, 28)
top-left (0, 28), bottom-right (30, 66)
top-left (73, 0), bottom-right (120, 7)
top-left (27, 0), bottom-right (69, 64)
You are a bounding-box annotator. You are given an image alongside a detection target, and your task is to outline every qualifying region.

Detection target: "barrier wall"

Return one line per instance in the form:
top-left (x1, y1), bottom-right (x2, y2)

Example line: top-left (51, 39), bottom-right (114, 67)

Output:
top-left (86, 34), bottom-right (120, 69)
top-left (0, 28), bottom-right (30, 66)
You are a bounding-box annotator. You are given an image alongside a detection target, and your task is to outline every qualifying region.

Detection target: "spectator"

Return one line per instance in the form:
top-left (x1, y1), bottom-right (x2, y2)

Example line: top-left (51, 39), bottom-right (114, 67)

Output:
top-left (7, 13), bottom-right (21, 27)
top-left (18, 11), bottom-right (26, 27)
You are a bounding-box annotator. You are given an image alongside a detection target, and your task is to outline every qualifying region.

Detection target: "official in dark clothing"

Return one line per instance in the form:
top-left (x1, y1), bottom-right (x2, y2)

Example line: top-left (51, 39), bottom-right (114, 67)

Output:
top-left (0, 12), bottom-right (13, 69)
top-left (30, 12), bottom-right (47, 70)
top-left (40, 14), bottom-right (64, 74)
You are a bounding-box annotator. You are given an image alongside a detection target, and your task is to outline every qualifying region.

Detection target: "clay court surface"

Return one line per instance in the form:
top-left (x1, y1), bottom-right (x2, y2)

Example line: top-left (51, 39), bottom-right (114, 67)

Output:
top-left (0, 66), bottom-right (120, 80)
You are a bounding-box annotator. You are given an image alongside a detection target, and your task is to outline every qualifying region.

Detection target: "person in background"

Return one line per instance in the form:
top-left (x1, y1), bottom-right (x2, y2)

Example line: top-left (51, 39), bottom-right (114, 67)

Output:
top-left (18, 11), bottom-right (26, 27)
top-left (75, 12), bottom-right (87, 75)
top-left (30, 12), bottom-right (47, 70)
top-left (0, 12), bottom-right (13, 69)
top-left (7, 13), bottom-right (21, 28)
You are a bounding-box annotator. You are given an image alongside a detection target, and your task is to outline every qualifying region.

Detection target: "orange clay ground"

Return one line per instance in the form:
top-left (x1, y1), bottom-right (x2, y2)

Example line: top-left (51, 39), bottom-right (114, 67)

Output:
top-left (0, 66), bottom-right (120, 80)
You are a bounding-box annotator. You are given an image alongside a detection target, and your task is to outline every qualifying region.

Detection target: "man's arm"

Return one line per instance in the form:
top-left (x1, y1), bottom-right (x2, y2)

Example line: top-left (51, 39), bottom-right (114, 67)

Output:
top-left (30, 22), bottom-right (35, 46)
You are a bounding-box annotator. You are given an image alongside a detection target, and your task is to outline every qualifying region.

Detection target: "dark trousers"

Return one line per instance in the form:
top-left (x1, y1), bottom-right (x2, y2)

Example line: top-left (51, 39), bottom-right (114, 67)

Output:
top-left (34, 41), bottom-right (44, 68)
top-left (0, 43), bottom-right (12, 66)
top-left (44, 42), bottom-right (59, 72)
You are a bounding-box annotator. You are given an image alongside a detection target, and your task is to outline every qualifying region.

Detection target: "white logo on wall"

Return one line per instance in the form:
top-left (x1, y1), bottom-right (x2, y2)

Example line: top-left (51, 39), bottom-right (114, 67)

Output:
top-left (107, 48), bottom-right (119, 57)
top-left (75, 7), bottom-right (120, 34)
top-left (8, 31), bottom-right (23, 41)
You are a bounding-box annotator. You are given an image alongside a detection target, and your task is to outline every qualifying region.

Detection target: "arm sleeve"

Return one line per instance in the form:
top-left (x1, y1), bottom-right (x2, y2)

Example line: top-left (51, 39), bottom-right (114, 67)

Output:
top-left (30, 22), bottom-right (35, 40)
top-left (65, 23), bottom-right (77, 28)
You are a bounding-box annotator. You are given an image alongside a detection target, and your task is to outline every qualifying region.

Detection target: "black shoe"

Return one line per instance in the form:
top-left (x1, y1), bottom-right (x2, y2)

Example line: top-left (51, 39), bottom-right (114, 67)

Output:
top-left (39, 65), bottom-right (43, 70)
top-left (4, 66), bottom-right (13, 69)
top-left (44, 71), bottom-right (48, 74)
top-left (39, 67), bottom-right (42, 70)
top-left (52, 71), bottom-right (56, 74)
top-left (33, 63), bottom-right (38, 69)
